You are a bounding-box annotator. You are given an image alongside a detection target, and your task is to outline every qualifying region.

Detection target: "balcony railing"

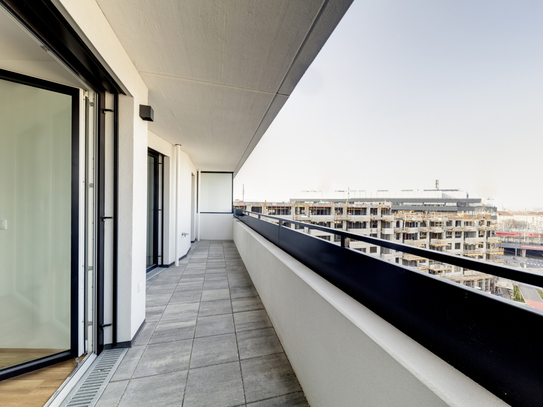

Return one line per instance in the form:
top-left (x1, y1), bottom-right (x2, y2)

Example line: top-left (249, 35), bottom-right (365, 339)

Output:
top-left (235, 210), bottom-right (543, 407)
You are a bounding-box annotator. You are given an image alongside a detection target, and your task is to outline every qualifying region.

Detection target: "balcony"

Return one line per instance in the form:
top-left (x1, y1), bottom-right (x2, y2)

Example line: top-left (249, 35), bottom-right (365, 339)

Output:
top-left (232, 211), bottom-right (543, 407)
top-left (487, 237), bottom-right (501, 243)
top-left (93, 241), bottom-right (308, 406)
top-left (429, 239), bottom-right (449, 246)
top-left (464, 249), bottom-right (484, 256)
top-left (380, 215), bottom-right (395, 222)
top-left (465, 237), bottom-right (485, 244)
top-left (404, 239), bottom-right (426, 248)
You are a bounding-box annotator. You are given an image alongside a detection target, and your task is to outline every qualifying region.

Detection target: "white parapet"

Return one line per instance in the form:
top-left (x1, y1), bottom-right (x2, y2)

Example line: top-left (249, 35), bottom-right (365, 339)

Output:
top-left (233, 219), bottom-right (508, 407)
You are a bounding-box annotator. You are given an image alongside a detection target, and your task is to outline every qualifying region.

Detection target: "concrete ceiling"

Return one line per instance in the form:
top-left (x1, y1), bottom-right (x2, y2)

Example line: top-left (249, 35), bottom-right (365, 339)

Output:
top-left (0, 8), bottom-right (84, 89)
top-left (95, 0), bottom-right (353, 173)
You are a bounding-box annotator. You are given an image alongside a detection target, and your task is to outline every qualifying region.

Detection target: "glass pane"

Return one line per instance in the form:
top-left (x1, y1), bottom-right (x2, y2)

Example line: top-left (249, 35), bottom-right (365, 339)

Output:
top-left (146, 154), bottom-right (155, 268)
top-left (0, 78), bottom-right (72, 369)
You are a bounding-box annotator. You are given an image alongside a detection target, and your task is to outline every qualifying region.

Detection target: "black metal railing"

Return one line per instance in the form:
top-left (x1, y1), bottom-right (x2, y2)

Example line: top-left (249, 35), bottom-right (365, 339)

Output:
top-left (235, 210), bottom-right (543, 407)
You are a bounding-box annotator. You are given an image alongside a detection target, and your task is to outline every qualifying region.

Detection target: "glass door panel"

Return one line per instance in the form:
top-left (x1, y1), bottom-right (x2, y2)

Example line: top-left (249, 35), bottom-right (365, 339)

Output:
top-left (146, 153), bottom-right (156, 268)
top-left (0, 78), bottom-right (72, 370)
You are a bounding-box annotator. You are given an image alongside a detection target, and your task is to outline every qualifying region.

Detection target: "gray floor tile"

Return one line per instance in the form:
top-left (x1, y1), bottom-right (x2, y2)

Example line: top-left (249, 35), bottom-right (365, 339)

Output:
top-left (169, 290), bottom-right (202, 304)
top-left (231, 285), bottom-right (259, 298)
top-left (237, 328), bottom-right (283, 360)
top-left (204, 274), bottom-right (229, 282)
top-left (146, 293), bottom-right (173, 307)
top-left (201, 288), bottom-right (231, 301)
top-left (96, 380), bottom-right (129, 407)
top-left (241, 353), bottom-right (302, 404)
top-left (118, 371), bottom-right (186, 407)
top-left (99, 241), bottom-right (306, 407)
top-left (180, 276), bottom-right (205, 283)
top-left (149, 319), bottom-right (196, 344)
top-left (149, 282), bottom-right (178, 290)
top-left (228, 276), bottom-right (254, 287)
top-left (162, 302), bottom-right (200, 321)
top-left (232, 296), bottom-right (264, 313)
top-left (195, 314), bottom-right (235, 338)
top-left (246, 392), bottom-right (309, 407)
top-left (199, 299), bottom-right (232, 317)
top-left (188, 259), bottom-right (207, 263)
top-left (184, 268), bottom-right (206, 275)
top-left (133, 339), bottom-right (192, 378)
top-left (234, 310), bottom-right (272, 332)
top-left (175, 286), bottom-right (203, 294)
top-left (184, 362), bottom-right (245, 407)
top-left (190, 333), bottom-right (239, 368)
top-left (146, 305), bottom-right (167, 321)
top-left (133, 321), bottom-right (158, 346)
top-left (205, 269), bottom-right (227, 276)
top-left (111, 345), bottom-right (145, 381)
top-left (203, 280), bottom-right (229, 290)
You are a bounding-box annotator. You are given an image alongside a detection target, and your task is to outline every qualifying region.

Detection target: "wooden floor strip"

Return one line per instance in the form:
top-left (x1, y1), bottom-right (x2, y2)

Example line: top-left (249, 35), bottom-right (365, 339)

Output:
top-left (0, 357), bottom-right (83, 407)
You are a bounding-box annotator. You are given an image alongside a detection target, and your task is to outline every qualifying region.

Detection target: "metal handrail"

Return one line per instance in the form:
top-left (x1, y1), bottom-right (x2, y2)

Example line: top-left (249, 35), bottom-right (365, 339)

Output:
top-left (240, 210), bottom-right (543, 288)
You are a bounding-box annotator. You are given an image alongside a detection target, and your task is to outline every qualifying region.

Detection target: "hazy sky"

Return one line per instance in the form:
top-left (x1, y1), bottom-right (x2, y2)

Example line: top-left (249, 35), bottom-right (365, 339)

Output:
top-left (234, 0), bottom-right (543, 210)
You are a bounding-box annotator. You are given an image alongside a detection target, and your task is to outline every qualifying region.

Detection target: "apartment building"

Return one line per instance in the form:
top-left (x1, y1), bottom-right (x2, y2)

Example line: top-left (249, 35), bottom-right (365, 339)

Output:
top-left (236, 199), bottom-right (502, 292)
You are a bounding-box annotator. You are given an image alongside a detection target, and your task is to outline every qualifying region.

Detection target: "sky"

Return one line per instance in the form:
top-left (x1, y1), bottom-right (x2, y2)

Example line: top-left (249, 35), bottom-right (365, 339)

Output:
top-left (234, 0), bottom-right (543, 210)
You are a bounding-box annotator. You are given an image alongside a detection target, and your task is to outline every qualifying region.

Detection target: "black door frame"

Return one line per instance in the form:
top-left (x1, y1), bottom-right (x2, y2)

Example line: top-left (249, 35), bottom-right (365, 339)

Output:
top-left (147, 149), bottom-right (164, 271)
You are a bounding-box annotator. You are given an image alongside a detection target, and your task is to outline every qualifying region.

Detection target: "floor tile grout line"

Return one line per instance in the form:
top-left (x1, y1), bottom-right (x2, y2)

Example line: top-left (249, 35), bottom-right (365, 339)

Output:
top-left (120, 243), bottom-right (197, 405)
top-left (225, 241), bottom-right (249, 407)
top-left (181, 241), bottom-right (208, 407)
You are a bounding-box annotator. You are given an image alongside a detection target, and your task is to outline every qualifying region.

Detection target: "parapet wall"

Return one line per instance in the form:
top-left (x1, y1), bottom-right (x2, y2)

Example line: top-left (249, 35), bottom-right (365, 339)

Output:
top-left (233, 219), bottom-right (506, 407)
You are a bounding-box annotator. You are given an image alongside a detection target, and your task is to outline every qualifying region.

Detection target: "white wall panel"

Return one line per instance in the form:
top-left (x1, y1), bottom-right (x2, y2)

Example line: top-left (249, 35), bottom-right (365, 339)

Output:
top-left (200, 172), bottom-right (233, 213)
top-left (200, 214), bottom-right (233, 240)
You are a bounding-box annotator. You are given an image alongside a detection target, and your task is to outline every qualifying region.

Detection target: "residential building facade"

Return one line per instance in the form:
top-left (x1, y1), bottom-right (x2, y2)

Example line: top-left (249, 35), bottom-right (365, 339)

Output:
top-left (236, 197), bottom-right (502, 292)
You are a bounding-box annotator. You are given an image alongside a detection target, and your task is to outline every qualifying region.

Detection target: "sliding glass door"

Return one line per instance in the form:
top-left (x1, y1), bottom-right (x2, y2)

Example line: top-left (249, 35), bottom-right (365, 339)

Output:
top-left (146, 149), bottom-right (163, 270)
top-left (0, 73), bottom-right (78, 374)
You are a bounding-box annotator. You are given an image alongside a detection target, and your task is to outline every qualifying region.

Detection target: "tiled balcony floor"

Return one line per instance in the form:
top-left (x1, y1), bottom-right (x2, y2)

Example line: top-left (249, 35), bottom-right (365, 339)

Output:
top-left (96, 240), bottom-right (309, 407)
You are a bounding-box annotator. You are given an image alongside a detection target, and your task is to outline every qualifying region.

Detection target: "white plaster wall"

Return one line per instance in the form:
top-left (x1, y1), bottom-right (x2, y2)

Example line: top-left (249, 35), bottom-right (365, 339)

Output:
top-left (233, 220), bottom-right (508, 407)
top-left (148, 132), bottom-right (196, 264)
top-left (200, 214), bottom-right (233, 240)
top-left (176, 148), bottom-right (197, 260)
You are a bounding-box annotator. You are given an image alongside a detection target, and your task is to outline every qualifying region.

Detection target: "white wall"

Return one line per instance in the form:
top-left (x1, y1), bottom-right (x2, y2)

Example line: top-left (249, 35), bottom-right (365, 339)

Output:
top-left (148, 132), bottom-right (196, 264)
top-left (233, 220), bottom-right (507, 407)
top-left (200, 214), bottom-right (233, 240)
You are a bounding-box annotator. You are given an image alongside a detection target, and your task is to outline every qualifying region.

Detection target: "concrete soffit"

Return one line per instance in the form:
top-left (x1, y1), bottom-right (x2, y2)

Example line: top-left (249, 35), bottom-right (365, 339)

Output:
top-left (89, 0), bottom-right (353, 172)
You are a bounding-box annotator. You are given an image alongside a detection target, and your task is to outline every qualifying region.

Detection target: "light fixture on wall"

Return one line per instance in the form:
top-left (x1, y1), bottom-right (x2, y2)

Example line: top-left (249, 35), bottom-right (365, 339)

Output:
top-left (139, 104), bottom-right (154, 122)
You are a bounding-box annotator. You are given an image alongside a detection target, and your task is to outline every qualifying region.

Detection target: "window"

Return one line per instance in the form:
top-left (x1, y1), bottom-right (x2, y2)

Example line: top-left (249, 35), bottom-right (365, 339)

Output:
top-left (370, 247), bottom-right (378, 253)
top-left (455, 243), bottom-right (461, 250)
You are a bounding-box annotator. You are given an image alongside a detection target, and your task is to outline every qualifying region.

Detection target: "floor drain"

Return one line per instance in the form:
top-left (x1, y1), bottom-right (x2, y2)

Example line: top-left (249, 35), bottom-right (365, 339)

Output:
top-left (60, 348), bottom-right (128, 407)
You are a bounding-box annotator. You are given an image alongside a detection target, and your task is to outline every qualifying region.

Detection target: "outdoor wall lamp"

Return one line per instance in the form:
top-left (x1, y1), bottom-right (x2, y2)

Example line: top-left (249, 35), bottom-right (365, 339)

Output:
top-left (139, 104), bottom-right (154, 122)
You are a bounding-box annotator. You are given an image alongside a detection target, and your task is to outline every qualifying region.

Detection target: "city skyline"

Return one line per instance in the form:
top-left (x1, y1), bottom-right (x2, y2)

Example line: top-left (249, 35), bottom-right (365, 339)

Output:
top-left (234, 0), bottom-right (543, 211)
